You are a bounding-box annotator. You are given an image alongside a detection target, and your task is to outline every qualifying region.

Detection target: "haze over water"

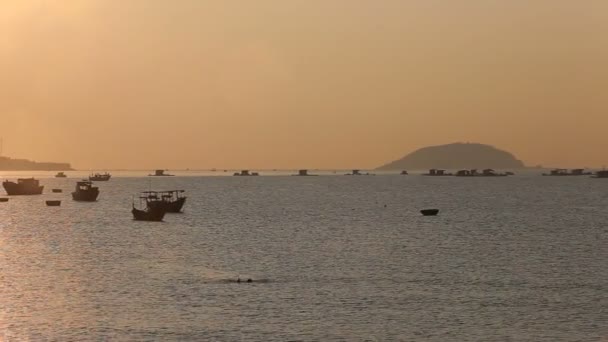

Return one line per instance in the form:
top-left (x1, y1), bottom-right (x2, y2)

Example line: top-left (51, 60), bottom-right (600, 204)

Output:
top-left (1, 1), bottom-right (608, 169)
top-left (0, 173), bottom-right (606, 340)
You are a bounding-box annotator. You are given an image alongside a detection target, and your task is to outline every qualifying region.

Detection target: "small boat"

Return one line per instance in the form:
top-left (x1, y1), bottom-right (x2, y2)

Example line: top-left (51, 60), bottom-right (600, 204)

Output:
top-left (421, 209), bottom-right (439, 216)
top-left (423, 169), bottom-right (452, 176)
top-left (141, 190), bottom-right (186, 213)
top-left (148, 169), bottom-right (174, 177)
top-left (0, 198), bottom-right (8, 202)
top-left (345, 169), bottom-right (374, 176)
top-left (132, 196), bottom-right (167, 221)
top-left (455, 169), bottom-right (509, 177)
top-left (592, 170), bottom-right (608, 178)
top-left (234, 170), bottom-right (259, 176)
top-left (46, 200), bottom-right (61, 206)
top-left (52, 189), bottom-right (63, 193)
top-left (72, 180), bottom-right (99, 202)
top-left (293, 169), bottom-right (317, 176)
top-left (2, 178), bottom-right (44, 195)
top-left (400, 170), bottom-right (408, 175)
top-left (89, 173), bottom-right (111, 181)
top-left (543, 168), bottom-right (592, 176)
top-left (55, 172), bottom-right (67, 178)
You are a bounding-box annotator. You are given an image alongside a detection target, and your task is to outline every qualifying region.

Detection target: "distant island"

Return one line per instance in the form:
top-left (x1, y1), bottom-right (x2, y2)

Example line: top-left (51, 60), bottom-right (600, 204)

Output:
top-left (0, 156), bottom-right (73, 171)
top-left (377, 143), bottom-right (525, 170)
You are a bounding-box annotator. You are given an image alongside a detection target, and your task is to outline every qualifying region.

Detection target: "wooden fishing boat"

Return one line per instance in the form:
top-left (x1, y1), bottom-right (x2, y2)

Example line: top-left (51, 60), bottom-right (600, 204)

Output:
top-left (72, 180), bottom-right (99, 202)
top-left (3, 178), bottom-right (44, 195)
top-left (132, 195), bottom-right (167, 221)
top-left (142, 190), bottom-right (187, 213)
top-left (89, 173), bottom-right (111, 181)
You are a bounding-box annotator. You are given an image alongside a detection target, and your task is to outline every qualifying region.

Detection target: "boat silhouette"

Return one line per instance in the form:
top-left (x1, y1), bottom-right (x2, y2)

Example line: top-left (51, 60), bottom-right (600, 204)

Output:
top-left (2, 178), bottom-right (44, 195)
top-left (89, 173), bottom-right (111, 181)
top-left (423, 169), bottom-right (452, 176)
top-left (72, 180), bottom-right (100, 202)
top-left (233, 170), bottom-right (259, 176)
top-left (141, 190), bottom-right (186, 213)
top-left (542, 168), bottom-right (592, 176)
top-left (148, 169), bottom-right (174, 177)
top-left (132, 195), bottom-right (167, 221)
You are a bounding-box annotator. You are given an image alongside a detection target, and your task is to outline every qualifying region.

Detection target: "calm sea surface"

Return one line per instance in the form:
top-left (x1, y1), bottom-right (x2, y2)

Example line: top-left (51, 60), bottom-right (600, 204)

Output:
top-left (0, 171), bottom-right (606, 341)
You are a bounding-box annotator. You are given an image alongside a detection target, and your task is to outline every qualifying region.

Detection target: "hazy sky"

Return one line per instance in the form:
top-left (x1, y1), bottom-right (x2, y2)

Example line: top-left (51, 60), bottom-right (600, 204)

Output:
top-left (1, 1), bottom-right (607, 169)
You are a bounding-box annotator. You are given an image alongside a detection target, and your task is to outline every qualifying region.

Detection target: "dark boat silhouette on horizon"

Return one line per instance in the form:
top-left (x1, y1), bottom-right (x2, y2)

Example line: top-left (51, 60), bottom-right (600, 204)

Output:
top-left (234, 170), bottom-right (259, 176)
top-left (542, 168), bottom-right (592, 176)
top-left (55, 172), bottom-right (67, 178)
top-left (72, 180), bottom-right (100, 202)
top-left (592, 170), bottom-right (608, 179)
top-left (89, 173), bottom-right (111, 181)
top-left (292, 169), bottom-right (318, 176)
top-left (148, 169), bottom-right (174, 177)
top-left (2, 178), bottom-right (44, 195)
top-left (345, 169), bottom-right (374, 176)
top-left (423, 169), bottom-right (453, 176)
top-left (455, 169), bottom-right (509, 177)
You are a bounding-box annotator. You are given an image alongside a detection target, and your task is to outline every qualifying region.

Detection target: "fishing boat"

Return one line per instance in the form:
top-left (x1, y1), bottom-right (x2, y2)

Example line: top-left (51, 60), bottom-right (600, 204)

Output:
top-left (293, 169), bottom-right (317, 176)
top-left (132, 195), bottom-right (167, 221)
top-left (400, 170), bottom-right (409, 175)
top-left (148, 169), bottom-right (174, 177)
top-left (55, 172), bottom-right (67, 178)
top-left (142, 190), bottom-right (187, 213)
top-left (345, 169), bottom-right (374, 176)
top-left (0, 198), bottom-right (8, 202)
top-left (542, 168), bottom-right (592, 176)
top-left (455, 169), bottom-right (509, 177)
top-left (2, 178), bottom-right (44, 195)
top-left (72, 180), bottom-right (99, 202)
top-left (46, 200), bottom-right (61, 206)
top-left (234, 170), bottom-right (259, 176)
top-left (423, 169), bottom-right (452, 176)
top-left (52, 189), bottom-right (63, 193)
top-left (592, 170), bottom-right (608, 179)
top-left (89, 173), bottom-right (111, 181)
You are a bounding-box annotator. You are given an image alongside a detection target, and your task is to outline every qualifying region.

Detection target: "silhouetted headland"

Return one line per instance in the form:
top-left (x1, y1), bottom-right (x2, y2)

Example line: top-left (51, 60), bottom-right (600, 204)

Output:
top-left (377, 143), bottom-right (525, 170)
top-left (0, 156), bottom-right (73, 171)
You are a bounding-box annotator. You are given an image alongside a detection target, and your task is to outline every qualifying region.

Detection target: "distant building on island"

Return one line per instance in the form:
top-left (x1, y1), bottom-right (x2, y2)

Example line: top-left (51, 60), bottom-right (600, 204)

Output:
top-left (0, 156), bottom-right (73, 171)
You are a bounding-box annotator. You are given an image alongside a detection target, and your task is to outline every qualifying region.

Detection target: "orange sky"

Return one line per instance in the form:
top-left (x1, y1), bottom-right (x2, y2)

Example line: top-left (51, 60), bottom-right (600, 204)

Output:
top-left (1, 1), bottom-right (607, 169)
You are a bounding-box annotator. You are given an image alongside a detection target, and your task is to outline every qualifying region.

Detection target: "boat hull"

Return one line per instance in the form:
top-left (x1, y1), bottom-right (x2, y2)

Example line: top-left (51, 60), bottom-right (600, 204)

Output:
top-left (72, 189), bottom-right (99, 202)
top-left (2, 181), bottom-right (44, 195)
top-left (132, 207), bottom-right (166, 221)
top-left (89, 176), bottom-right (110, 181)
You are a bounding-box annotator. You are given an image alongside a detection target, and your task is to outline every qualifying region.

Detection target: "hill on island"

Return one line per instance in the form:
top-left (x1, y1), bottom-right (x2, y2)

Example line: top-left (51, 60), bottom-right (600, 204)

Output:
top-left (0, 156), bottom-right (73, 171)
top-left (377, 143), bottom-right (525, 170)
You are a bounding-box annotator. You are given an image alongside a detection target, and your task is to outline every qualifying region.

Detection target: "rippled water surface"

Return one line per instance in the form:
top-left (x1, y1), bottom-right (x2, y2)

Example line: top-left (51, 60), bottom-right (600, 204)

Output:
top-left (0, 172), bottom-right (606, 341)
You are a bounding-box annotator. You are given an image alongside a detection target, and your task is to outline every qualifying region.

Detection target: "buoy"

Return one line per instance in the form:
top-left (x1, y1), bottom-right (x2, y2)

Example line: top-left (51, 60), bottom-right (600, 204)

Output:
top-left (421, 209), bottom-right (439, 216)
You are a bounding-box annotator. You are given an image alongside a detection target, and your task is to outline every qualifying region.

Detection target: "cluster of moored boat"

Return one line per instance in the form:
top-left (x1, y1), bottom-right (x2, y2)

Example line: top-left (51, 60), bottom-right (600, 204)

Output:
top-left (541, 168), bottom-right (608, 178)
top-left (421, 169), bottom-right (514, 177)
top-left (2, 173), bottom-right (188, 222)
